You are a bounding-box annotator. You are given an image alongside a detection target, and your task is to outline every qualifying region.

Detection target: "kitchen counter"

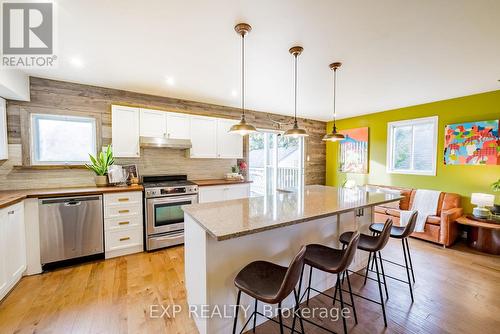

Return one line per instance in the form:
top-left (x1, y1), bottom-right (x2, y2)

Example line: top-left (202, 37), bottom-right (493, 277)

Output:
top-left (183, 184), bottom-right (401, 241)
top-left (192, 179), bottom-right (252, 187)
top-left (0, 184), bottom-right (144, 209)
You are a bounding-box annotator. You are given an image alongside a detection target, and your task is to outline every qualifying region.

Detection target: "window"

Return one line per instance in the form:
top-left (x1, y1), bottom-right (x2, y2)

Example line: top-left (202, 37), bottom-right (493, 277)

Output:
top-left (248, 131), bottom-right (304, 195)
top-left (31, 114), bottom-right (97, 165)
top-left (387, 116), bottom-right (438, 175)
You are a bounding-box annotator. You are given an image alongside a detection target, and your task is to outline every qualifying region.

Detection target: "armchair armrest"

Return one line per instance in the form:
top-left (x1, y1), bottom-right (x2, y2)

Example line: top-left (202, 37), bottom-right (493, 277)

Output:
top-left (439, 207), bottom-right (463, 246)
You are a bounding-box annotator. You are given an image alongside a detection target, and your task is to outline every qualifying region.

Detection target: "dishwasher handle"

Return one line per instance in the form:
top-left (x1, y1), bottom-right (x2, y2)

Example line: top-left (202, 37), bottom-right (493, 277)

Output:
top-left (64, 201), bottom-right (82, 207)
top-left (40, 195), bottom-right (102, 205)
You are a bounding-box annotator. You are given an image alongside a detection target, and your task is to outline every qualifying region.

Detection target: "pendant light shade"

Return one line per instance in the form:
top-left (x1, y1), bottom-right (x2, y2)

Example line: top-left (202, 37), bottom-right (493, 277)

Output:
top-left (284, 46), bottom-right (308, 138)
top-left (322, 62), bottom-right (345, 142)
top-left (229, 23), bottom-right (257, 135)
top-left (229, 114), bottom-right (257, 135)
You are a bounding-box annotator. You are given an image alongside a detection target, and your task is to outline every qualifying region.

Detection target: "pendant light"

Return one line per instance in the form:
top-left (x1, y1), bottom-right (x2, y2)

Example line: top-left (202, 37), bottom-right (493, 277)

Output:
top-left (322, 62), bottom-right (345, 141)
top-left (284, 46), bottom-right (308, 138)
top-left (229, 23), bottom-right (257, 135)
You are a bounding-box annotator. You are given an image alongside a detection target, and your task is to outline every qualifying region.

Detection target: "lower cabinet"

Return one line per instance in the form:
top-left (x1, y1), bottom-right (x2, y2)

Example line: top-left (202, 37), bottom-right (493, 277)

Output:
top-left (0, 202), bottom-right (26, 301)
top-left (103, 191), bottom-right (143, 259)
top-left (198, 184), bottom-right (250, 203)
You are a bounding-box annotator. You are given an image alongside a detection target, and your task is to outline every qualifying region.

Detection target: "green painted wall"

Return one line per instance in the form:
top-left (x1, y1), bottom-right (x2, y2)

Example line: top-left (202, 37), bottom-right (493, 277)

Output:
top-left (325, 90), bottom-right (500, 213)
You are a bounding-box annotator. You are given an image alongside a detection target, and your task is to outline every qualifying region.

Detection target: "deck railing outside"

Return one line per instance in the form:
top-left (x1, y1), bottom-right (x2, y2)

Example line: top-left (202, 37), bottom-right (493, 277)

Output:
top-left (249, 167), bottom-right (302, 195)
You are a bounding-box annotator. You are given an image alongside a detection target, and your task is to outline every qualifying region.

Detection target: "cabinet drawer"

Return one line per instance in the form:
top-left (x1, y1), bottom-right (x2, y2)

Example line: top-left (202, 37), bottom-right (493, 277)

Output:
top-left (104, 192), bottom-right (142, 207)
top-left (105, 227), bottom-right (143, 252)
top-left (104, 204), bottom-right (142, 219)
top-left (104, 215), bottom-right (142, 231)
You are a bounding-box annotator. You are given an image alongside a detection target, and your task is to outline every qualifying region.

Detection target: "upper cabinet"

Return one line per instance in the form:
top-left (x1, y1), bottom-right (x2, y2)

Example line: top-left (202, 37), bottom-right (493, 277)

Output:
top-left (190, 116), bottom-right (217, 158)
top-left (140, 108), bottom-right (166, 138)
top-left (166, 113), bottom-right (190, 139)
top-left (111, 105), bottom-right (140, 157)
top-left (0, 98), bottom-right (8, 160)
top-left (111, 105), bottom-right (243, 159)
top-left (217, 119), bottom-right (243, 159)
top-left (140, 109), bottom-right (190, 140)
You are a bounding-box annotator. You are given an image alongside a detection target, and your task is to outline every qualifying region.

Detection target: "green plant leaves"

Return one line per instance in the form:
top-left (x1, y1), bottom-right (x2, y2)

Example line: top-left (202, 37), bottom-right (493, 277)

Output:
top-left (85, 145), bottom-right (114, 176)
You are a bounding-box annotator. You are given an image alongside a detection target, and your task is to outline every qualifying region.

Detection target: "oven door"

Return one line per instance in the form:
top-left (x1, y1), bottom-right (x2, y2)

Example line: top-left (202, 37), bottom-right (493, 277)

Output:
top-left (146, 194), bottom-right (198, 235)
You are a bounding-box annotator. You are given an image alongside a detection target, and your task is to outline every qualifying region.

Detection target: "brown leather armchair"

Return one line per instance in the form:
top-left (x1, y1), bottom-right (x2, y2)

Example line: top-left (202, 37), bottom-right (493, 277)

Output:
top-left (372, 185), bottom-right (463, 247)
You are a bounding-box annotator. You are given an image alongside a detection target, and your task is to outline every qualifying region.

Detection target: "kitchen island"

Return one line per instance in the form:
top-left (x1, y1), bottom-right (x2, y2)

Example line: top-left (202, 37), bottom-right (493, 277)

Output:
top-left (183, 185), bottom-right (401, 334)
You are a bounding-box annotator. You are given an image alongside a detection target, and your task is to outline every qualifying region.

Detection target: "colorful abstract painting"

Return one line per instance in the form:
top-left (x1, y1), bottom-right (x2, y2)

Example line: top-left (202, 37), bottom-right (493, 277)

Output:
top-left (444, 120), bottom-right (499, 165)
top-left (339, 127), bottom-right (369, 173)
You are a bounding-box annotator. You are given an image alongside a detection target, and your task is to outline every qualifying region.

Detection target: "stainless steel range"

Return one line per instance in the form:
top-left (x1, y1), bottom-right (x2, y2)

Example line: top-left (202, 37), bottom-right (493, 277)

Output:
top-left (143, 175), bottom-right (198, 251)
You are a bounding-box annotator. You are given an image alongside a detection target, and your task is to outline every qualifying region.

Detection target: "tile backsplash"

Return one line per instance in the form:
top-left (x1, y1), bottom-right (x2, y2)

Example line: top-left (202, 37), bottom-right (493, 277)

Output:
top-left (0, 144), bottom-right (234, 190)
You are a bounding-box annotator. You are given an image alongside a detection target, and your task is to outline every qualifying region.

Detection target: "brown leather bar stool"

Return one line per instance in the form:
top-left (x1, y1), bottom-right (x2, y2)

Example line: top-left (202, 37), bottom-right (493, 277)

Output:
top-left (339, 219), bottom-right (393, 327)
top-left (232, 246), bottom-right (306, 334)
top-left (369, 211), bottom-right (418, 302)
top-left (297, 231), bottom-right (360, 334)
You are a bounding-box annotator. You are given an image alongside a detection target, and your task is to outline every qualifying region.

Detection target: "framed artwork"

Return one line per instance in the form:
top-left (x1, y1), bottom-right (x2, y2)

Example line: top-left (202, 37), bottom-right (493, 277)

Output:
top-left (339, 127), bottom-right (369, 173)
top-left (444, 120), bottom-right (499, 165)
top-left (122, 164), bottom-right (139, 179)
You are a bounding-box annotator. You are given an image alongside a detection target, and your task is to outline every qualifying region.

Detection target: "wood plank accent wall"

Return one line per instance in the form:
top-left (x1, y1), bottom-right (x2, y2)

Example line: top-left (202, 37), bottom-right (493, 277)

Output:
top-left (1, 77), bottom-right (326, 190)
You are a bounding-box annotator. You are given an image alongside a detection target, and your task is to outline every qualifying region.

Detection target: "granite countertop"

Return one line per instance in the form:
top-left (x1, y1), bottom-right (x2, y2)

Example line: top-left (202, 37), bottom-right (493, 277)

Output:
top-left (182, 185), bottom-right (402, 241)
top-left (0, 184), bottom-right (144, 209)
top-left (192, 179), bottom-right (252, 187)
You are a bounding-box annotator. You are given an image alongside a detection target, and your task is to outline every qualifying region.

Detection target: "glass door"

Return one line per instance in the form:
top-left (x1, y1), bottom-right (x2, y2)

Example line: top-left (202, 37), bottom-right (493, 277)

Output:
top-left (248, 131), bottom-right (304, 195)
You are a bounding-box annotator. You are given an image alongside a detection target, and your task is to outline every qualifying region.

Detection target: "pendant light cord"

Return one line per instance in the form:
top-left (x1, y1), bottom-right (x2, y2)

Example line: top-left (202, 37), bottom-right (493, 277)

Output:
top-left (241, 34), bottom-right (245, 117)
top-left (294, 53), bottom-right (298, 123)
top-left (333, 67), bottom-right (337, 129)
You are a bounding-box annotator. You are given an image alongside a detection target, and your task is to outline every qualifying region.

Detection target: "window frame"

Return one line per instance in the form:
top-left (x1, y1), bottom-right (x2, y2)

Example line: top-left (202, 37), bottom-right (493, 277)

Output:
top-left (30, 113), bottom-right (98, 166)
top-left (248, 129), bottom-right (305, 195)
top-left (386, 116), bottom-right (438, 176)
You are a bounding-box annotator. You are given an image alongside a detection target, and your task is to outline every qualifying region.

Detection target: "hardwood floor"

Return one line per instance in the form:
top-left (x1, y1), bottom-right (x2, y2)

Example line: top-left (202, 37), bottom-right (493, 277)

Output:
top-left (0, 247), bottom-right (197, 334)
top-left (254, 239), bottom-right (500, 334)
top-left (0, 238), bottom-right (498, 334)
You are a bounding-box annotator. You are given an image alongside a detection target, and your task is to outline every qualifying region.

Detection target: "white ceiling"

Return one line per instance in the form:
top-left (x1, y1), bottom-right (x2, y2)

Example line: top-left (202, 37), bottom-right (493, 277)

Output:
top-left (23, 0), bottom-right (500, 121)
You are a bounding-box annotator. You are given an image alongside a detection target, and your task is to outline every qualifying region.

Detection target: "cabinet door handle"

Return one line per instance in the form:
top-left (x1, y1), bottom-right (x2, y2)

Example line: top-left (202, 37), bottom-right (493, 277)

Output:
top-left (118, 221), bottom-right (130, 225)
top-left (118, 209), bottom-right (130, 214)
top-left (8, 210), bottom-right (14, 215)
top-left (119, 237), bottom-right (130, 241)
top-left (118, 198), bottom-right (129, 202)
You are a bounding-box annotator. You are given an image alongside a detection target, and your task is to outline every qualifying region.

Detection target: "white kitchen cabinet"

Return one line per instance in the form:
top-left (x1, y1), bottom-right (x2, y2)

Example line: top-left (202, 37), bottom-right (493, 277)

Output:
top-left (225, 184), bottom-right (250, 200)
top-left (198, 186), bottom-right (226, 203)
top-left (198, 184), bottom-right (250, 203)
top-left (111, 104), bottom-right (242, 160)
top-left (190, 116), bottom-right (217, 158)
top-left (167, 112), bottom-right (190, 139)
top-left (0, 209), bottom-right (7, 298)
top-left (216, 119), bottom-right (243, 159)
top-left (111, 105), bottom-right (140, 157)
top-left (103, 191), bottom-right (143, 259)
top-left (0, 97), bottom-right (8, 160)
top-left (140, 108), bottom-right (167, 138)
top-left (140, 109), bottom-right (190, 140)
top-left (0, 202), bottom-right (26, 301)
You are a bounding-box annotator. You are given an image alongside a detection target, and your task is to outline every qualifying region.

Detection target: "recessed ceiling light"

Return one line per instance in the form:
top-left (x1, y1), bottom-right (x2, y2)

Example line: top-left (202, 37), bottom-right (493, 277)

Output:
top-left (70, 57), bottom-right (84, 68)
top-left (231, 89), bottom-right (238, 97)
top-left (166, 77), bottom-right (175, 86)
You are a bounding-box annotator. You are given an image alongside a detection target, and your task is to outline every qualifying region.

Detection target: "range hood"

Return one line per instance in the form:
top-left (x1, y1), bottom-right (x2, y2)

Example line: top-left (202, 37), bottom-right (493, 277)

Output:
top-left (139, 136), bottom-right (192, 149)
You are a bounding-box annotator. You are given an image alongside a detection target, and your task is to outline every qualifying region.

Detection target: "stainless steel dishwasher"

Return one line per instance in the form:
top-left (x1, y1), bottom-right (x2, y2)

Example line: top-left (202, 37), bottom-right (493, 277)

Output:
top-left (39, 195), bottom-right (104, 267)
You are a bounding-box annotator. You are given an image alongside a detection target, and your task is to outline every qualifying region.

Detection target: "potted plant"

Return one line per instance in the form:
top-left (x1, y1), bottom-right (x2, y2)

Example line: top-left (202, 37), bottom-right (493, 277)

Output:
top-left (85, 145), bottom-right (114, 187)
top-left (491, 179), bottom-right (500, 215)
